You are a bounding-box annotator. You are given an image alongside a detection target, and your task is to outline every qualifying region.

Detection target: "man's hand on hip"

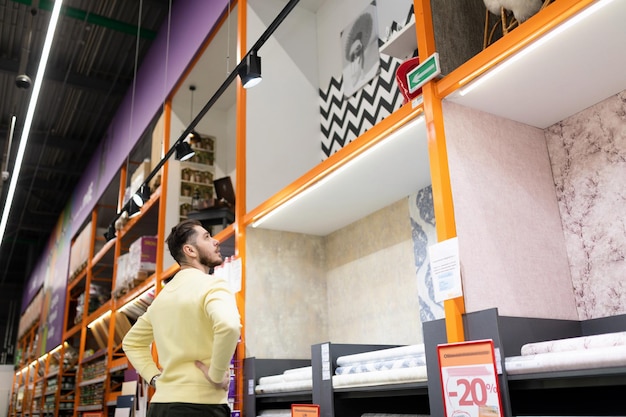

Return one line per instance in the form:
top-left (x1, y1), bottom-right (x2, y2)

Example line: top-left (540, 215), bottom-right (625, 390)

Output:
top-left (194, 360), bottom-right (229, 391)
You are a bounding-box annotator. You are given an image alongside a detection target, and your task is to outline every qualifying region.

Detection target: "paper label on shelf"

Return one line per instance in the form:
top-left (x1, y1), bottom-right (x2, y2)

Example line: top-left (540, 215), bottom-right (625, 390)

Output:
top-left (428, 237), bottom-right (462, 302)
top-left (321, 343), bottom-right (331, 380)
top-left (438, 340), bottom-right (503, 417)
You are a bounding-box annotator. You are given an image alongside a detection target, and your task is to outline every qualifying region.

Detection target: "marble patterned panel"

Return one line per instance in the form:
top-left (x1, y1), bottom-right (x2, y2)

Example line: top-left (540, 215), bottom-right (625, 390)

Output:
top-left (245, 228), bottom-right (328, 359)
top-left (325, 199), bottom-right (422, 345)
top-left (545, 90), bottom-right (626, 320)
top-left (407, 186), bottom-right (443, 322)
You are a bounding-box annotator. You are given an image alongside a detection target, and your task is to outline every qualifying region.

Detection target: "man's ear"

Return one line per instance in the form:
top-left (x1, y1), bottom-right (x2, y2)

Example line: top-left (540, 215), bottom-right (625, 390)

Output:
top-left (182, 243), bottom-right (197, 259)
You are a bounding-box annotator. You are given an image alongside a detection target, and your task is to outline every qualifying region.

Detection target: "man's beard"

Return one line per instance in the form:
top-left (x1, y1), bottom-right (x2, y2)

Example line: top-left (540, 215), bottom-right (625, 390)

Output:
top-left (199, 251), bottom-right (223, 268)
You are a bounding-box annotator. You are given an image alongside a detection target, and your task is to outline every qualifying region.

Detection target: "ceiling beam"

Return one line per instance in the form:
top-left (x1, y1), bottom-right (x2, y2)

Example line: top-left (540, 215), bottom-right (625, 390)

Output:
top-left (19, 162), bottom-right (83, 177)
top-left (0, 127), bottom-right (86, 150)
top-left (11, 0), bottom-right (158, 39)
top-left (0, 57), bottom-right (128, 95)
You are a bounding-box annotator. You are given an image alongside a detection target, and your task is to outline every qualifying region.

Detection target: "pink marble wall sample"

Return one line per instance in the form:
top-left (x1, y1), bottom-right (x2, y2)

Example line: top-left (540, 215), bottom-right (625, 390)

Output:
top-left (545, 90), bottom-right (626, 320)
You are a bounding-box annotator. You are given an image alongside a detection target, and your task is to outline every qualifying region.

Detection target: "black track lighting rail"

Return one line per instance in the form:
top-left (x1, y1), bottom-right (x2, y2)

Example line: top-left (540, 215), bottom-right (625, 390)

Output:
top-left (104, 0), bottom-right (301, 241)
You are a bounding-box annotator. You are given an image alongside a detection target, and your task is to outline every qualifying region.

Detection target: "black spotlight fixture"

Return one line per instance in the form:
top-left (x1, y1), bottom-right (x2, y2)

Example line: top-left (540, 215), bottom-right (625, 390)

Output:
top-left (239, 51), bottom-right (262, 89)
top-left (132, 184), bottom-right (151, 208)
top-left (104, 224), bottom-right (116, 242)
top-left (127, 198), bottom-right (142, 219)
top-left (175, 141), bottom-right (195, 161)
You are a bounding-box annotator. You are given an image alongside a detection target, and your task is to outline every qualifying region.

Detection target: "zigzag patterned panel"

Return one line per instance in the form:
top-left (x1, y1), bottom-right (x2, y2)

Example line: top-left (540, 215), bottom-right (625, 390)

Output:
top-left (319, 51), bottom-right (404, 158)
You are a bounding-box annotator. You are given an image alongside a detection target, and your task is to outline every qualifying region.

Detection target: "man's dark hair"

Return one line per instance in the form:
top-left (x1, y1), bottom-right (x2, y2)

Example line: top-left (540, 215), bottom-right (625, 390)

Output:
top-left (166, 219), bottom-right (202, 264)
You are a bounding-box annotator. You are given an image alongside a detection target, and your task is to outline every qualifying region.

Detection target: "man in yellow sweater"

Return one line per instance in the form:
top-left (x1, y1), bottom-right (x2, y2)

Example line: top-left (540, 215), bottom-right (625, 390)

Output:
top-left (123, 219), bottom-right (241, 417)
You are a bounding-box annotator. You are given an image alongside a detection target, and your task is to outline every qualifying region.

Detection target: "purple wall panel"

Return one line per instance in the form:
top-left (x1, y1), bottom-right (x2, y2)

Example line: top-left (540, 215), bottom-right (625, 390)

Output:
top-left (20, 1), bottom-right (229, 348)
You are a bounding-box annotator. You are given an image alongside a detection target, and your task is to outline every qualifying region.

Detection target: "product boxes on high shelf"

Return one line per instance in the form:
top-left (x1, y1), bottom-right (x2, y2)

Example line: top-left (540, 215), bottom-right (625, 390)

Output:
top-left (128, 235), bottom-right (157, 283)
top-left (113, 253), bottom-right (130, 298)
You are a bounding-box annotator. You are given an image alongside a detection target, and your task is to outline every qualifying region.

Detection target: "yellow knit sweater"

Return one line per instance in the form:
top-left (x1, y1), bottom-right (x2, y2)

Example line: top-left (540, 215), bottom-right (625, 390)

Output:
top-left (122, 268), bottom-right (241, 404)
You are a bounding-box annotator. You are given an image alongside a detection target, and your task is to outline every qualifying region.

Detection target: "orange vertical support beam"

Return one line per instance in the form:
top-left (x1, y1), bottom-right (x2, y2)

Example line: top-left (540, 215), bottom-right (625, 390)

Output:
top-left (156, 100), bottom-right (172, 295)
top-left (234, 0), bottom-right (247, 413)
top-left (414, 0), bottom-right (465, 343)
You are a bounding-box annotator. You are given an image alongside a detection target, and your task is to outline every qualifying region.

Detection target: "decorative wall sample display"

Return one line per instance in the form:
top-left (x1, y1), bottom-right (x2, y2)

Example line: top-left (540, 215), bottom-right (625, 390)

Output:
top-left (409, 186), bottom-right (443, 323)
top-left (320, 53), bottom-right (402, 157)
top-left (545, 90), bottom-right (626, 320)
top-left (340, 1), bottom-right (381, 97)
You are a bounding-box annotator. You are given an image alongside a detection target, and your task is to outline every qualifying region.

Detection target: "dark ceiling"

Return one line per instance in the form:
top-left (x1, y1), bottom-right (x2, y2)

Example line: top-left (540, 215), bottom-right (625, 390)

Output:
top-left (0, 0), bottom-right (172, 363)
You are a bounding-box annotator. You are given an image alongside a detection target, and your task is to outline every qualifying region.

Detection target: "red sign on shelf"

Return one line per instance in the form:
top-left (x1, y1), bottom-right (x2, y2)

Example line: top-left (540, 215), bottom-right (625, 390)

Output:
top-left (438, 339), bottom-right (503, 417)
top-left (291, 404), bottom-right (320, 417)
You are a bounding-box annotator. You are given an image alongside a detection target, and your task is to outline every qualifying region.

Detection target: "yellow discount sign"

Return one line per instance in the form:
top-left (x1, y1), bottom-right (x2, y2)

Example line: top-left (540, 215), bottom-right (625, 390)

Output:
top-left (438, 340), bottom-right (503, 417)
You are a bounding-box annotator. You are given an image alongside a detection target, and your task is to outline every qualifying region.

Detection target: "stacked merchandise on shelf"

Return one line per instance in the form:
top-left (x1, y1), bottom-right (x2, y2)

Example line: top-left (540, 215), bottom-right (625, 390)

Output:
top-left (75, 284), bottom-right (109, 325)
top-left (113, 235), bottom-right (157, 298)
top-left (505, 331), bottom-right (626, 374)
top-left (82, 359), bottom-right (107, 381)
top-left (43, 376), bottom-right (57, 414)
top-left (79, 381), bottom-right (104, 408)
top-left (32, 380), bottom-right (43, 413)
top-left (254, 366), bottom-right (313, 394)
top-left (62, 344), bottom-right (79, 369)
top-left (68, 222), bottom-right (92, 283)
top-left (57, 373), bottom-right (76, 414)
top-left (179, 134), bottom-right (215, 219)
top-left (80, 359), bottom-right (107, 408)
top-left (332, 344), bottom-right (428, 388)
top-left (118, 288), bottom-right (156, 321)
top-left (17, 290), bottom-right (43, 340)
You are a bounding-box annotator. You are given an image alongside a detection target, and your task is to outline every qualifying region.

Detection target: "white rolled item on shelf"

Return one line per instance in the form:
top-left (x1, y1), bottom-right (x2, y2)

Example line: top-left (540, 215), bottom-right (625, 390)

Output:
top-left (505, 345), bottom-right (626, 375)
top-left (332, 365), bottom-right (428, 388)
top-left (519, 331), bottom-right (626, 356)
top-left (336, 344), bottom-right (425, 367)
top-left (254, 379), bottom-right (313, 394)
top-left (336, 355), bottom-right (426, 375)
top-left (255, 366), bottom-right (313, 394)
top-left (258, 409), bottom-right (292, 417)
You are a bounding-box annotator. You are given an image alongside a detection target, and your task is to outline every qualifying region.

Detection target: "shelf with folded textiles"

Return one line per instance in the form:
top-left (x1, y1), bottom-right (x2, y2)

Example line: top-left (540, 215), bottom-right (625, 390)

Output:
top-left (243, 357), bottom-right (313, 417)
top-left (423, 308), bottom-right (626, 417)
top-left (311, 343), bottom-right (431, 417)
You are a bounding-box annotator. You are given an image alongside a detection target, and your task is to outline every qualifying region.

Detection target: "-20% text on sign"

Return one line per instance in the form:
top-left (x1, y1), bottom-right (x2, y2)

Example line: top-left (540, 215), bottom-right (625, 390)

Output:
top-left (438, 340), bottom-right (503, 417)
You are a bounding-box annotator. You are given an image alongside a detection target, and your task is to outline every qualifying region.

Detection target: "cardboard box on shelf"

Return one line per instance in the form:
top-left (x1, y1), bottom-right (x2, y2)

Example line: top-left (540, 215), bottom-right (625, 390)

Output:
top-left (130, 159), bottom-right (151, 195)
top-left (128, 236), bottom-right (157, 280)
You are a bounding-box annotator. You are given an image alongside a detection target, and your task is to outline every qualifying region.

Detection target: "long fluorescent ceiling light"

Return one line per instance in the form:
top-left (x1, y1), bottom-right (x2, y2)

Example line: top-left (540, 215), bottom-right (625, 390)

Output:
top-left (252, 115), bottom-right (425, 228)
top-left (459, 0), bottom-right (614, 96)
top-left (0, 0), bottom-right (65, 246)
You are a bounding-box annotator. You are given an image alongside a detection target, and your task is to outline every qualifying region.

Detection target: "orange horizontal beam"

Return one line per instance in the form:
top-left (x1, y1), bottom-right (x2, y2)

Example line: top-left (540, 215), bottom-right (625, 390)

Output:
top-left (437, 0), bottom-right (596, 98)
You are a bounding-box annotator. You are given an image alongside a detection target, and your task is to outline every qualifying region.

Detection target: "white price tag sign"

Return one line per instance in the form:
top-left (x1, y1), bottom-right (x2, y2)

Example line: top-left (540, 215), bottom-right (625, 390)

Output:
top-left (438, 340), bottom-right (503, 417)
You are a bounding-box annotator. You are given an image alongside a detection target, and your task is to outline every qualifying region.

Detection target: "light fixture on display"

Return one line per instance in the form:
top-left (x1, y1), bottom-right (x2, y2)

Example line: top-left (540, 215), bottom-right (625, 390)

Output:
top-left (239, 51), bottom-right (262, 88)
top-left (127, 199), bottom-right (141, 219)
top-left (104, 223), bottom-right (116, 242)
top-left (175, 141), bottom-right (195, 161)
top-left (187, 130), bottom-right (201, 144)
top-left (132, 184), bottom-right (151, 208)
top-left (186, 85), bottom-right (202, 146)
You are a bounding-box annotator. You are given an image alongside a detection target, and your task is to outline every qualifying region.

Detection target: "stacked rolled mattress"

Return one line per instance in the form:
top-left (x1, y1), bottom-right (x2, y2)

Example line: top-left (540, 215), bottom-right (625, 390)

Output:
top-left (333, 344), bottom-right (428, 388)
top-left (505, 331), bottom-right (626, 375)
top-left (254, 366), bottom-right (313, 394)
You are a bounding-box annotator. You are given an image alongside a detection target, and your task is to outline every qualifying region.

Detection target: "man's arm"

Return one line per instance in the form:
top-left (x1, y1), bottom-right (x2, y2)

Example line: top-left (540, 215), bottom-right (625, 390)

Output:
top-left (122, 312), bottom-right (162, 383)
top-left (202, 282), bottom-right (241, 385)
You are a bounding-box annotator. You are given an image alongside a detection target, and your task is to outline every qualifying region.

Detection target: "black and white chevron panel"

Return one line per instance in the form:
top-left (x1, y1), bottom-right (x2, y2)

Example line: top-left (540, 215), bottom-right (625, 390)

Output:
top-left (319, 50), bottom-right (404, 158)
